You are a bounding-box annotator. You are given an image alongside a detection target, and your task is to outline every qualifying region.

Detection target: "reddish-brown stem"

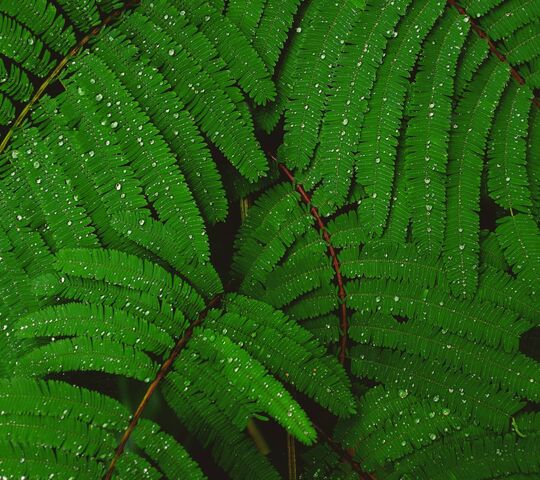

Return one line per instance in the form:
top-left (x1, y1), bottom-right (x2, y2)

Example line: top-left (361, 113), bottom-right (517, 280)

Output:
top-left (103, 294), bottom-right (223, 480)
top-left (272, 157), bottom-right (376, 479)
top-left (447, 0), bottom-right (540, 109)
top-left (271, 156), bottom-right (349, 366)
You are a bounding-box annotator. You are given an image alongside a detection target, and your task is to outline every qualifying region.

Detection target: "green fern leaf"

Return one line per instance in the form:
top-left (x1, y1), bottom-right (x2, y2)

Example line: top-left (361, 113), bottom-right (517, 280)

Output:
top-left (443, 59), bottom-right (510, 296)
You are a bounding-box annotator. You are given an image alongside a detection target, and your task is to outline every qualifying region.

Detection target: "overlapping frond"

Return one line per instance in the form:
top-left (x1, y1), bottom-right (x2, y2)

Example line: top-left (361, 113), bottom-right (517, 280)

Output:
top-left (1, 0), bottom-right (540, 478)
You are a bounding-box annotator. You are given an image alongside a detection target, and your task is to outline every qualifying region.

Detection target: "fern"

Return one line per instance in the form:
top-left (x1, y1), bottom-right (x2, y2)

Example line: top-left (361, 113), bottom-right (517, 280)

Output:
top-left (0, 0), bottom-right (539, 478)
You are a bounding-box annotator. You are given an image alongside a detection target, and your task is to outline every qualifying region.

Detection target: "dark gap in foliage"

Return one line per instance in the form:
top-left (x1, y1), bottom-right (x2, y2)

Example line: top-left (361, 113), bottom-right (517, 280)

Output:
top-left (521, 327), bottom-right (540, 362)
top-left (394, 315), bottom-right (408, 324)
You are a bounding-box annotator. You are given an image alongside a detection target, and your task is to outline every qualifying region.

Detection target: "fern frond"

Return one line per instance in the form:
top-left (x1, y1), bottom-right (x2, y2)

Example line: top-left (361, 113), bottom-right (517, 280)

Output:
top-left (63, 51), bottom-right (211, 259)
top-left (0, 0), bottom-right (74, 54)
top-left (503, 23), bottom-right (540, 66)
top-left (495, 213), bottom-right (540, 293)
top-left (479, 0), bottom-right (540, 41)
top-left (227, 0), bottom-right (302, 72)
top-left (305, 0), bottom-right (411, 214)
top-left (253, 4), bottom-right (310, 134)
top-left (54, 0), bottom-right (101, 30)
top-left (405, 8), bottom-right (469, 254)
top-left (488, 83), bottom-right (533, 212)
top-left (54, 248), bottom-right (205, 319)
top-left (189, 327), bottom-right (316, 443)
top-left (382, 146), bottom-right (411, 244)
top-left (219, 294), bottom-right (356, 417)
top-left (33, 272), bottom-right (185, 338)
top-left (109, 212), bottom-right (223, 298)
top-left (279, 0), bottom-right (365, 171)
top-left (284, 284), bottom-right (339, 322)
top-left (16, 336), bottom-right (158, 381)
top-left (0, 377), bottom-right (207, 478)
top-left (9, 127), bottom-right (99, 250)
top-left (262, 246), bottom-right (334, 308)
top-left (347, 278), bottom-right (529, 352)
top-left (480, 229), bottom-right (510, 270)
top-left (302, 314), bottom-right (341, 345)
top-left (326, 210), bottom-right (369, 247)
top-left (350, 345), bottom-right (524, 431)
top-left (117, 8), bottom-right (268, 181)
top-left (163, 372), bottom-right (282, 480)
top-left (251, 0), bottom-right (303, 70)
top-left (349, 314), bottom-right (540, 402)
top-left (394, 431), bottom-right (540, 479)
top-left (349, 394), bottom-right (467, 471)
top-left (340, 242), bottom-right (448, 289)
top-left (174, 0), bottom-right (276, 105)
top-left (356, 0), bottom-right (445, 236)
top-left (132, 419), bottom-right (207, 480)
top-left (443, 58), bottom-right (510, 296)
top-left (0, 60), bottom-right (33, 103)
top-left (93, 31), bottom-right (228, 223)
top-left (477, 266), bottom-right (540, 325)
top-left (454, 31), bottom-right (490, 98)
top-left (528, 106), bottom-right (540, 217)
top-left (0, 14), bottom-right (54, 77)
top-left (233, 183), bottom-right (313, 294)
top-left (15, 302), bottom-right (174, 355)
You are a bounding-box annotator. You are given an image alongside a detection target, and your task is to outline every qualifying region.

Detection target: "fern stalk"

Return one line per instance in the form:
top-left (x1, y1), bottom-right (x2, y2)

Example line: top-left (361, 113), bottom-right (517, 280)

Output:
top-left (447, 0), bottom-right (540, 108)
top-left (103, 293), bottom-right (223, 480)
top-left (271, 155), bottom-right (349, 365)
top-left (287, 432), bottom-right (297, 480)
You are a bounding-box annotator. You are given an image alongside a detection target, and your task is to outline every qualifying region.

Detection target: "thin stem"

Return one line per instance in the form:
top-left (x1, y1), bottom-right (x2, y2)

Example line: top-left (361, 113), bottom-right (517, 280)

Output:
top-left (270, 155), bottom-right (349, 365)
top-left (287, 433), bottom-right (297, 480)
top-left (0, 0), bottom-right (141, 155)
top-left (447, 0), bottom-right (540, 109)
top-left (103, 294), bottom-right (223, 480)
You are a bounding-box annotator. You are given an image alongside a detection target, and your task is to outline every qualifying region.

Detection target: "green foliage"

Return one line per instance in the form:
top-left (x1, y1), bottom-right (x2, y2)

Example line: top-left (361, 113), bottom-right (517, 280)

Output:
top-left (0, 0), bottom-right (539, 479)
